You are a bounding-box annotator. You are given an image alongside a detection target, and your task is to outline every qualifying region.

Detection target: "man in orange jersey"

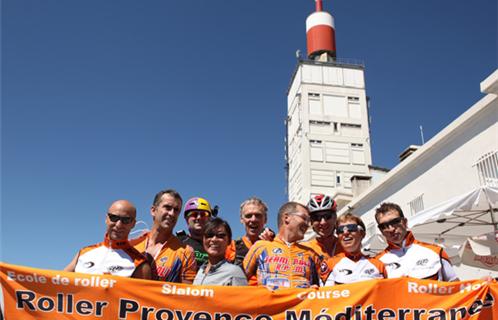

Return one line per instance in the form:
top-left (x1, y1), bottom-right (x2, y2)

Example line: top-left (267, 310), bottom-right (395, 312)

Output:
top-left (243, 202), bottom-right (321, 289)
top-left (228, 197), bottom-right (274, 265)
top-left (64, 200), bottom-right (152, 279)
top-left (301, 194), bottom-right (342, 260)
top-left (133, 189), bottom-right (197, 283)
top-left (375, 202), bottom-right (458, 281)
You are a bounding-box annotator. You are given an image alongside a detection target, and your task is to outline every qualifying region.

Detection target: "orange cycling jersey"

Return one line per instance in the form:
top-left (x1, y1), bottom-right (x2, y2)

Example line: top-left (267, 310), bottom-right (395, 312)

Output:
top-left (226, 236), bottom-right (258, 285)
top-left (133, 233), bottom-right (197, 283)
top-left (301, 237), bottom-right (343, 261)
top-left (243, 237), bottom-right (321, 289)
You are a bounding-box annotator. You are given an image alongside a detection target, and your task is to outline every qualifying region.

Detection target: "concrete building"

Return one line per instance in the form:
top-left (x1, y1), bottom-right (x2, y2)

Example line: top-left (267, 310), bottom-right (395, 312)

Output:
top-left (286, 1), bottom-right (373, 209)
top-left (339, 69), bottom-right (498, 279)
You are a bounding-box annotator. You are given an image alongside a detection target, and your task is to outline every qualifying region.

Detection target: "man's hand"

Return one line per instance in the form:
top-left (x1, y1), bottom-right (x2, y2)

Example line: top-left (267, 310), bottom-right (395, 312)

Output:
top-left (259, 227), bottom-right (276, 241)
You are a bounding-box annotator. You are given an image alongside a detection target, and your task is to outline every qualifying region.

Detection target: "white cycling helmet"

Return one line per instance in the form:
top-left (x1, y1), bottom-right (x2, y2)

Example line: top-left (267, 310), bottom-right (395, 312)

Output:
top-left (307, 194), bottom-right (337, 213)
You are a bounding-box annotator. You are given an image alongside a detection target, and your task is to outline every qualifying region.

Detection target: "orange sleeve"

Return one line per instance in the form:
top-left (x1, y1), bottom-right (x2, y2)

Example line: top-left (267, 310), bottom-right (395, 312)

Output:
top-left (182, 245), bottom-right (198, 283)
top-left (369, 257), bottom-right (387, 279)
top-left (225, 240), bottom-right (236, 263)
top-left (243, 243), bottom-right (265, 282)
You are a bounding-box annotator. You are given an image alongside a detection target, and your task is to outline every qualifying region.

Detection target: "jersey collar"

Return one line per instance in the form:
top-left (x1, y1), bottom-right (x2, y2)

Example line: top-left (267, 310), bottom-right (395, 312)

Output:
top-left (103, 234), bottom-right (131, 249)
top-left (386, 231), bottom-right (415, 250)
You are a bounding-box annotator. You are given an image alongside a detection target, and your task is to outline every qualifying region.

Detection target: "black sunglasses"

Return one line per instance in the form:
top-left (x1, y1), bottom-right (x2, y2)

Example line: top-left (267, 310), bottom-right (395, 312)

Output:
top-left (205, 232), bottom-right (227, 239)
top-left (310, 212), bottom-right (335, 222)
top-left (107, 213), bottom-right (134, 224)
top-left (377, 217), bottom-right (403, 231)
top-left (336, 224), bottom-right (363, 235)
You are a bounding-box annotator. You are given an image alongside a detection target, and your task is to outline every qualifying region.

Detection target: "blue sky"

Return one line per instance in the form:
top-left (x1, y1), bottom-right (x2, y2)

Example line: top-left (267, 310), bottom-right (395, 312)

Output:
top-left (2, 0), bottom-right (496, 270)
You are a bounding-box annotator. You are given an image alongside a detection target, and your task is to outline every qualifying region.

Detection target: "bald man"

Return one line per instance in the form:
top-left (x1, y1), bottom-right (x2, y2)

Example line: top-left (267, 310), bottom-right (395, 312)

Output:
top-left (64, 200), bottom-right (152, 279)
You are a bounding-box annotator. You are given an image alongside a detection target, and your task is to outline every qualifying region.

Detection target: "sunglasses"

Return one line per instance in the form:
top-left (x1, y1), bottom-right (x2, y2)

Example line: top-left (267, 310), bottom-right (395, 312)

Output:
top-left (187, 211), bottom-right (210, 219)
top-left (205, 232), bottom-right (227, 239)
top-left (336, 224), bottom-right (363, 235)
top-left (107, 213), bottom-right (134, 224)
top-left (310, 212), bottom-right (335, 222)
top-left (377, 217), bottom-right (403, 231)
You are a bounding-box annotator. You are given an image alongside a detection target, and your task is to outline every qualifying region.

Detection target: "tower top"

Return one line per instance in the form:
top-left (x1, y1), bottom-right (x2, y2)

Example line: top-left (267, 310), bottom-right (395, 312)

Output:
top-left (306, 0), bottom-right (336, 61)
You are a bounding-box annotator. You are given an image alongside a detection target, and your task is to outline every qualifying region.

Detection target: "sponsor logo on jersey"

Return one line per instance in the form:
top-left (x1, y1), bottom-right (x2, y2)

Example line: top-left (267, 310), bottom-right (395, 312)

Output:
top-left (320, 261), bottom-right (328, 274)
top-left (387, 262), bottom-right (401, 269)
top-left (107, 265), bottom-right (125, 273)
top-left (364, 268), bottom-right (375, 275)
top-left (272, 248), bottom-right (283, 254)
top-left (416, 258), bottom-right (429, 266)
top-left (83, 261), bottom-right (95, 268)
top-left (338, 269), bottom-right (353, 275)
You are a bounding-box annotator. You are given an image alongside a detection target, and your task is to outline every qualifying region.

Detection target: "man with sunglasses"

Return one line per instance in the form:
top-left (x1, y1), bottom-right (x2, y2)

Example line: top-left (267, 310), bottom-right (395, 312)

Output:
top-left (375, 202), bottom-right (458, 281)
top-left (322, 213), bottom-right (386, 286)
top-left (243, 202), bottom-right (321, 289)
top-left (64, 200), bottom-right (152, 279)
top-left (302, 194), bottom-right (343, 260)
top-left (133, 189), bottom-right (197, 283)
top-left (177, 197), bottom-right (217, 269)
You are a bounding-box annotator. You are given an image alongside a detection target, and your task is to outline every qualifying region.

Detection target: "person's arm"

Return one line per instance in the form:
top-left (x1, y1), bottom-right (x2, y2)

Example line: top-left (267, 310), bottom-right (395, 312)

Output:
top-left (131, 262), bottom-right (152, 280)
top-left (182, 245), bottom-right (197, 284)
top-left (440, 248), bottom-right (459, 282)
top-left (441, 259), bottom-right (459, 282)
top-left (63, 253), bottom-right (79, 272)
top-left (242, 245), bottom-right (261, 281)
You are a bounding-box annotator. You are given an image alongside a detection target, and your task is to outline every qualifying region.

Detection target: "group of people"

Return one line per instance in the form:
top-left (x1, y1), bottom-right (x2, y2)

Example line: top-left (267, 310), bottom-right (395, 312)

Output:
top-left (64, 189), bottom-right (458, 289)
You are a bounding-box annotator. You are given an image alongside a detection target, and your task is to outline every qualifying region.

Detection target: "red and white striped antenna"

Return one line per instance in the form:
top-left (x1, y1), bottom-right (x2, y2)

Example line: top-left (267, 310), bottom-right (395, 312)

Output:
top-left (306, 0), bottom-right (336, 60)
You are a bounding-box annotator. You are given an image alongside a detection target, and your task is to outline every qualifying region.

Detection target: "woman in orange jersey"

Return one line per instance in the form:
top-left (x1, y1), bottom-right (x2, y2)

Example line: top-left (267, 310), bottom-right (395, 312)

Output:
top-left (322, 213), bottom-right (386, 286)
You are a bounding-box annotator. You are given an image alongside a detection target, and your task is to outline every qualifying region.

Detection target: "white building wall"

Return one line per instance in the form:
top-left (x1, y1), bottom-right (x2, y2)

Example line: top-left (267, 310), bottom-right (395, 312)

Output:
top-left (286, 61), bottom-right (373, 206)
top-left (340, 69), bottom-right (498, 279)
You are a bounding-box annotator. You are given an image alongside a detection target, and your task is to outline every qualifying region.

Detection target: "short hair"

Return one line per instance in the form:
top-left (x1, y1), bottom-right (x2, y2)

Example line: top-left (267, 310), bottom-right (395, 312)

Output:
top-left (337, 213), bottom-right (366, 231)
top-left (374, 202), bottom-right (404, 223)
top-left (203, 217), bottom-right (232, 243)
top-left (152, 189), bottom-right (183, 207)
top-left (277, 202), bottom-right (308, 228)
top-left (240, 197), bottom-right (268, 217)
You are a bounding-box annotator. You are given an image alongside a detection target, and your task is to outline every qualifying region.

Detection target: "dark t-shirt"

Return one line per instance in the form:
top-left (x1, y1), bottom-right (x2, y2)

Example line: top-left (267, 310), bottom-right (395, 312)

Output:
top-left (177, 232), bottom-right (207, 269)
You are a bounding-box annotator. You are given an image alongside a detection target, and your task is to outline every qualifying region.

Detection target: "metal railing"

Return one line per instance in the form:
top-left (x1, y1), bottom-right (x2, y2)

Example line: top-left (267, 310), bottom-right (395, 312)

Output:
top-left (474, 150), bottom-right (498, 187)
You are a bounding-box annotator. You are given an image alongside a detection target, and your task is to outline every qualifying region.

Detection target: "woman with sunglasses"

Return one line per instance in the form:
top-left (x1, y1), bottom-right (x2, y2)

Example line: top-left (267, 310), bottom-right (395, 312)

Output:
top-left (193, 218), bottom-right (248, 286)
top-left (322, 213), bottom-right (386, 286)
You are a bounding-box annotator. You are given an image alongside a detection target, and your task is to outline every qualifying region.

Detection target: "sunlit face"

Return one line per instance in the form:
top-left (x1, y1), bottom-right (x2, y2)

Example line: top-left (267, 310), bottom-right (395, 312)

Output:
top-left (310, 210), bottom-right (337, 238)
top-left (203, 225), bottom-right (229, 261)
top-left (240, 203), bottom-right (267, 240)
top-left (377, 210), bottom-right (408, 247)
top-left (186, 210), bottom-right (211, 235)
top-left (106, 201), bottom-right (136, 240)
top-left (337, 219), bottom-right (365, 254)
top-left (151, 194), bottom-right (182, 233)
top-left (286, 206), bottom-right (310, 241)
